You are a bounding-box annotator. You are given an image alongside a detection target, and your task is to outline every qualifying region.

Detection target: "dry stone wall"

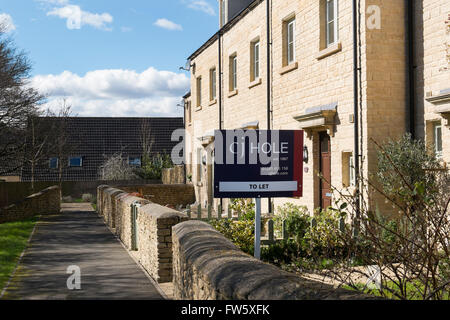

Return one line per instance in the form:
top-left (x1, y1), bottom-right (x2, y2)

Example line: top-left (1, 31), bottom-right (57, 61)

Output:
top-left (97, 185), bottom-right (188, 283)
top-left (0, 186), bottom-right (60, 224)
top-left (172, 220), bottom-right (380, 300)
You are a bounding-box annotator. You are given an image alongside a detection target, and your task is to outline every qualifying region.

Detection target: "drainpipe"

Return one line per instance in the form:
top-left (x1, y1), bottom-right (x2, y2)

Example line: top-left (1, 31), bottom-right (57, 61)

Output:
top-left (352, 0), bottom-right (361, 224)
top-left (218, 30), bottom-right (223, 212)
top-left (406, 0), bottom-right (416, 138)
top-left (266, 0), bottom-right (273, 214)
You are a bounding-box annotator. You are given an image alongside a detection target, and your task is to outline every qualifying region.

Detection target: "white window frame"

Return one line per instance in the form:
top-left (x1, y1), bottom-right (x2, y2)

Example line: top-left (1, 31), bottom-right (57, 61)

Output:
top-left (230, 55), bottom-right (237, 91)
top-left (68, 156), bottom-right (83, 167)
top-left (286, 18), bottom-right (296, 65)
top-left (196, 77), bottom-right (202, 107)
top-left (210, 68), bottom-right (217, 101)
top-left (434, 122), bottom-right (443, 158)
top-left (326, 0), bottom-right (339, 47)
top-left (252, 41), bottom-right (260, 80)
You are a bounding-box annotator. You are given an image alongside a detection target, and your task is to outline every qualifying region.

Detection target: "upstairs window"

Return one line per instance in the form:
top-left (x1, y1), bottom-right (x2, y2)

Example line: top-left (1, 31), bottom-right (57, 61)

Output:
top-left (196, 77), bottom-right (202, 107)
top-left (229, 54), bottom-right (237, 91)
top-left (128, 157), bottom-right (142, 167)
top-left (282, 16), bottom-right (296, 66)
top-left (69, 156), bottom-right (83, 167)
top-left (250, 40), bottom-right (260, 81)
top-left (49, 157), bottom-right (58, 169)
top-left (326, 0), bottom-right (339, 47)
top-left (434, 122), bottom-right (443, 158)
top-left (186, 101), bottom-right (192, 124)
top-left (210, 68), bottom-right (217, 101)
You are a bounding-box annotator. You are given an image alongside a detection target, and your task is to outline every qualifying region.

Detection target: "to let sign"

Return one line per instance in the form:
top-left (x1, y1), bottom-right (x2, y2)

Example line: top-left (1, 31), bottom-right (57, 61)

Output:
top-left (214, 130), bottom-right (304, 198)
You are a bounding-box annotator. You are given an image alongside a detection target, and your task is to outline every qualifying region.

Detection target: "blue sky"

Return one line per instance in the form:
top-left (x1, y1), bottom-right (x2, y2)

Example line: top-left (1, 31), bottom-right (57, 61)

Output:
top-left (0, 0), bottom-right (218, 117)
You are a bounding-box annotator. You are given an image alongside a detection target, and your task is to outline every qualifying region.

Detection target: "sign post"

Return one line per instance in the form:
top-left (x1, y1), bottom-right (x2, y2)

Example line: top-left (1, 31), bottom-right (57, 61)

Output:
top-left (214, 129), bottom-right (304, 259)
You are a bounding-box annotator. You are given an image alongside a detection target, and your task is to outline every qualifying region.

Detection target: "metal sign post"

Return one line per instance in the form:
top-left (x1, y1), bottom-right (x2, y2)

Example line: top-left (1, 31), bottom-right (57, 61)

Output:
top-left (254, 197), bottom-right (261, 259)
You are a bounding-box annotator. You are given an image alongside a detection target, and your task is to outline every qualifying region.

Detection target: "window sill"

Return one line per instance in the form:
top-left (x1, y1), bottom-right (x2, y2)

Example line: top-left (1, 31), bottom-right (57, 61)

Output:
top-left (279, 62), bottom-right (298, 75)
top-left (228, 89), bottom-right (238, 98)
top-left (316, 42), bottom-right (342, 60)
top-left (195, 106), bottom-right (202, 112)
top-left (209, 99), bottom-right (217, 106)
top-left (248, 78), bottom-right (262, 89)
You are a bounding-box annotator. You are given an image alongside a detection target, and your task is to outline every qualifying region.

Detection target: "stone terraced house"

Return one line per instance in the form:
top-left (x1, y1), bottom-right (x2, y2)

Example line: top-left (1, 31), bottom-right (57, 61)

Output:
top-left (183, 0), bottom-right (450, 215)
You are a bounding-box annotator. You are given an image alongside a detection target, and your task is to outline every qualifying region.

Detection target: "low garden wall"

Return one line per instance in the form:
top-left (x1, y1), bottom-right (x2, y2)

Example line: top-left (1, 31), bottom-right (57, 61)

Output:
top-left (97, 185), bottom-right (188, 283)
top-left (0, 186), bottom-right (60, 224)
top-left (118, 184), bottom-right (195, 207)
top-left (172, 220), bottom-right (378, 300)
top-left (162, 165), bottom-right (185, 184)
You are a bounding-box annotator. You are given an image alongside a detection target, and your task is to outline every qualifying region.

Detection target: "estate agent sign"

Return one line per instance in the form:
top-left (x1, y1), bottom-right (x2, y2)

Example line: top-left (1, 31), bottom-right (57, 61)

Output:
top-left (214, 129), bottom-right (304, 198)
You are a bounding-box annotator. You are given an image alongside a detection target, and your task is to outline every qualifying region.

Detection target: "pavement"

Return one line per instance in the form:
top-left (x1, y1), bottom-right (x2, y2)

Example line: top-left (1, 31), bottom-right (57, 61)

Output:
top-left (1, 203), bottom-right (165, 300)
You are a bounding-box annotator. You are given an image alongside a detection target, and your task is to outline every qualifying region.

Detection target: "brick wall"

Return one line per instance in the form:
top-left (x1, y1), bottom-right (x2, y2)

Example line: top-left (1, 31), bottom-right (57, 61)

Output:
top-left (97, 185), bottom-right (189, 283)
top-left (172, 220), bottom-right (380, 300)
top-left (162, 166), bottom-right (185, 185)
top-left (0, 186), bottom-right (61, 224)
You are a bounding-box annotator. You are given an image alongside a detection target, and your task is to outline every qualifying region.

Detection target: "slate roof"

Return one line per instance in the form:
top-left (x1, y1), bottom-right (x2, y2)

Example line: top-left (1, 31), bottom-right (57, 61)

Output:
top-left (20, 117), bottom-right (184, 182)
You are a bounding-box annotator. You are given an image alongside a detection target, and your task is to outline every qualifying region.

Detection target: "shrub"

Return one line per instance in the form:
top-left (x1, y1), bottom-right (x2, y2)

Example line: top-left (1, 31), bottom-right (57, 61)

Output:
top-left (81, 193), bottom-right (93, 203)
top-left (135, 153), bottom-right (173, 180)
top-left (229, 198), bottom-right (255, 220)
top-left (274, 203), bottom-right (310, 243)
top-left (62, 196), bottom-right (73, 203)
top-left (209, 218), bottom-right (255, 255)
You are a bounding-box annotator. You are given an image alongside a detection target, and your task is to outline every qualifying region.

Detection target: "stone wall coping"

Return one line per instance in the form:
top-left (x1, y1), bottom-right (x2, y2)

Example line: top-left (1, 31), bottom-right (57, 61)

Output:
top-left (140, 203), bottom-right (188, 221)
top-left (120, 195), bottom-right (149, 206)
top-left (173, 220), bottom-right (380, 300)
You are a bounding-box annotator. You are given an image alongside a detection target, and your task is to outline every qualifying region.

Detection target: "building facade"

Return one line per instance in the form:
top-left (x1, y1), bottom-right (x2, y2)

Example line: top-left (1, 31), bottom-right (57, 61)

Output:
top-left (184, 0), bottom-right (450, 214)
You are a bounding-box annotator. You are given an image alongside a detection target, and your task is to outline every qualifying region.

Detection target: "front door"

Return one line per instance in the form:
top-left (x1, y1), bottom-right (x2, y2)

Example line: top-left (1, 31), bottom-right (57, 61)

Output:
top-left (319, 132), bottom-right (332, 209)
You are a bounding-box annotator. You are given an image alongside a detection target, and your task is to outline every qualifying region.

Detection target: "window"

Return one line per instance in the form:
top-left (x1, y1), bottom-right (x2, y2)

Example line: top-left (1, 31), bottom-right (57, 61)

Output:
top-left (186, 101), bottom-right (192, 124)
top-left (434, 123), bottom-right (443, 158)
top-left (128, 157), bottom-right (142, 167)
top-left (68, 156), bottom-right (83, 167)
top-left (229, 54), bottom-right (237, 91)
top-left (196, 77), bottom-right (202, 107)
top-left (326, 0), bottom-right (339, 47)
top-left (210, 68), bottom-right (217, 101)
top-left (287, 18), bottom-right (295, 64)
top-left (342, 152), bottom-right (355, 187)
top-left (49, 157), bottom-right (58, 169)
top-left (250, 40), bottom-right (260, 81)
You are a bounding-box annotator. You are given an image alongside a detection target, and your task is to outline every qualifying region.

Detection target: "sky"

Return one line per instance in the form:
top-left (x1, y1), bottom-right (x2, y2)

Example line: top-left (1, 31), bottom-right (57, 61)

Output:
top-left (0, 0), bottom-right (219, 117)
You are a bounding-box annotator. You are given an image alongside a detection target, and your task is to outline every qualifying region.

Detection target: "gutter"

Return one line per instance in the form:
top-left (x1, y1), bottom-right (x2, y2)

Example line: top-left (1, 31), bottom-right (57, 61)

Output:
top-left (352, 0), bottom-right (361, 222)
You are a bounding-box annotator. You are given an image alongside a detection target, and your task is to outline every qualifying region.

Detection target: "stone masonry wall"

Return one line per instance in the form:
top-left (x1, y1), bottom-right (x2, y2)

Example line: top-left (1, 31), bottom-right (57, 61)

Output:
top-left (97, 185), bottom-right (188, 283)
top-left (119, 184), bottom-right (195, 207)
top-left (0, 186), bottom-right (60, 224)
top-left (172, 220), bottom-right (379, 300)
top-left (162, 165), bottom-right (185, 185)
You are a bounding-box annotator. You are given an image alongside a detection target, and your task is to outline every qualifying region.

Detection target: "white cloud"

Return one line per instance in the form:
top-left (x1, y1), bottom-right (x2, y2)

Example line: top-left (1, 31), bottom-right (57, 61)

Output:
top-left (47, 4), bottom-right (113, 31)
top-left (31, 67), bottom-right (189, 117)
top-left (121, 26), bottom-right (132, 33)
top-left (0, 13), bottom-right (16, 32)
top-left (154, 18), bottom-right (182, 31)
top-left (187, 1), bottom-right (216, 16)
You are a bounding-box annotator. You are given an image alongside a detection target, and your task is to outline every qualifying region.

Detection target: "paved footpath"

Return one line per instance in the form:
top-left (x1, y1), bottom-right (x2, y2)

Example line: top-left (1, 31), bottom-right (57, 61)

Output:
top-left (1, 203), bottom-right (165, 300)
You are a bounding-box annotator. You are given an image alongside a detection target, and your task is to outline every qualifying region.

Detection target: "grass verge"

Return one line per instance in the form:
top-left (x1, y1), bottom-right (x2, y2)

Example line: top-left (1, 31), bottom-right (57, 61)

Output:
top-left (0, 217), bottom-right (38, 291)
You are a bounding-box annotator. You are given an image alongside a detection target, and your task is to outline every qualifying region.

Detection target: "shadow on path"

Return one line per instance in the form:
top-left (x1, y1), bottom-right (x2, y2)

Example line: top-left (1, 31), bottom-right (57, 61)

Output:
top-left (2, 203), bottom-right (164, 300)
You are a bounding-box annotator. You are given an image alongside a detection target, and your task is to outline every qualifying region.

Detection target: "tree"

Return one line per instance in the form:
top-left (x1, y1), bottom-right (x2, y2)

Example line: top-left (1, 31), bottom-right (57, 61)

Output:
top-left (99, 153), bottom-right (137, 181)
top-left (0, 25), bottom-right (43, 175)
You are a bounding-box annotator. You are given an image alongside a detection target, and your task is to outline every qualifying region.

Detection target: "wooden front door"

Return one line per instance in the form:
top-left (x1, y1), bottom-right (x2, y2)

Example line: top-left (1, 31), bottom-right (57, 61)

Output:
top-left (319, 132), bottom-right (332, 209)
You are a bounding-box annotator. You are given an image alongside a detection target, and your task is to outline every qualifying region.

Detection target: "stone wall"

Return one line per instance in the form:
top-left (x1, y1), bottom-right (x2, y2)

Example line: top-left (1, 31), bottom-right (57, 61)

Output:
top-left (172, 220), bottom-right (378, 300)
top-left (97, 185), bottom-right (188, 283)
top-left (0, 186), bottom-right (61, 224)
top-left (119, 184), bottom-right (195, 207)
top-left (162, 166), bottom-right (185, 185)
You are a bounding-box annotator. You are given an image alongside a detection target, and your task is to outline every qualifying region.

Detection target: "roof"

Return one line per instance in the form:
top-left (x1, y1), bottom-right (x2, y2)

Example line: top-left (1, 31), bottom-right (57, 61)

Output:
top-left (188, 0), bottom-right (263, 61)
top-left (20, 117), bottom-right (184, 182)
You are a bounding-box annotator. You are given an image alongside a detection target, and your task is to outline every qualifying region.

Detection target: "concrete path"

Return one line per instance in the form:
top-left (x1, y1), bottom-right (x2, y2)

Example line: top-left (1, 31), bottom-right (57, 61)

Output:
top-left (2, 203), bottom-right (165, 300)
